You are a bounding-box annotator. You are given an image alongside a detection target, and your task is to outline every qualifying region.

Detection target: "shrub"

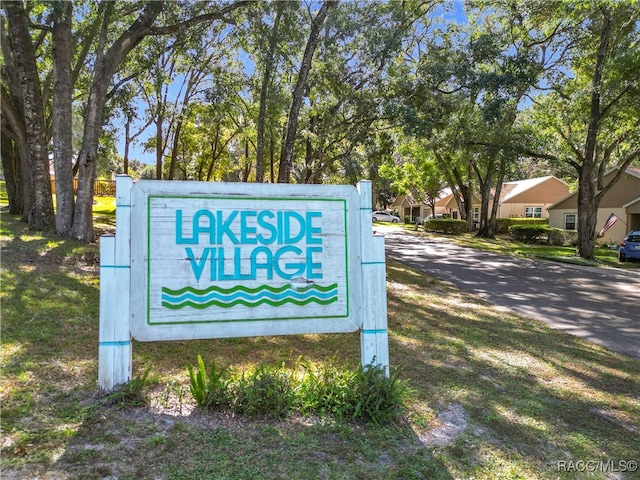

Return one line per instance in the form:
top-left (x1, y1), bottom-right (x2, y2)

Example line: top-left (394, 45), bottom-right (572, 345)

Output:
top-left (508, 224), bottom-right (550, 243)
top-left (496, 218), bottom-right (548, 234)
top-left (547, 228), bottom-right (567, 246)
top-left (186, 356), bottom-right (408, 423)
top-left (187, 355), bottom-right (231, 408)
top-left (422, 219), bottom-right (467, 235)
top-left (295, 360), bottom-right (359, 420)
top-left (231, 364), bottom-right (294, 418)
top-left (404, 215), bottom-right (411, 224)
top-left (352, 365), bottom-right (407, 424)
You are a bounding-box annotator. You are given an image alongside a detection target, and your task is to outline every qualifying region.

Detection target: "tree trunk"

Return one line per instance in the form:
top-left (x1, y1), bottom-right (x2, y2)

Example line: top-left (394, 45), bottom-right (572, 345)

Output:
top-left (4, 2), bottom-right (55, 231)
top-left (269, 128), bottom-right (276, 183)
top-left (0, 135), bottom-right (23, 214)
top-left (1, 19), bottom-right (29, 217)
top-left (475, 173), bottom-right (492, 237)
top-left (256, 3), bottom-right (283, 183)
top-left (168, 72), bottom-right (197, 180)
top-left (487, 160), bottom-right (506, 238)
top-left (474, 156), bottom-right (505, 239)
top-left (71, 2), bottom-right (164, 242)
top-left (576, 7), bottom-right (612, 260)
top-left (278, 1), bottom-right (335, 183)
top-left (155, 104), bottom-right (164, 180)
top-left (243, 138), bottom-right (251, 182)
top-left (0, 88), bottom-right (28, 216)
top-left (52, 1), bottom-right (76, 236)
top-left (432, 148), bottom-right (470, 222)
top-left (577, 169), bottom-right (599, 259)
top-left (123, 121), bottom-right (131, 174)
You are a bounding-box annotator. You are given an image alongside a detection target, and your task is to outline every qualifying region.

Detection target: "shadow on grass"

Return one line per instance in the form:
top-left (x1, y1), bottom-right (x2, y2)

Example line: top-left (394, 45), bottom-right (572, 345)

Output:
top-left (385, 260), bottom-right (640, 477)
top-left (1, 215), bottom-right (102, 469)
top-left (2, 214), bottom-right (638, 479)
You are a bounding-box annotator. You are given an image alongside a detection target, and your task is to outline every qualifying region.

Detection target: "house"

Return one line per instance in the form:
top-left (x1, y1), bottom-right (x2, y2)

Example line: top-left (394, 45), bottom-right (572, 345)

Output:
top-left (548, 167), bottom-right (640, 244)
top-left (392, 192), bottom-right (447, 222)
top-left (437, 176), bottom-right (569, 221)
top-left (437, 189), bottom-right (480, 220)
top-left (497, 176), bottom-right (570, 219)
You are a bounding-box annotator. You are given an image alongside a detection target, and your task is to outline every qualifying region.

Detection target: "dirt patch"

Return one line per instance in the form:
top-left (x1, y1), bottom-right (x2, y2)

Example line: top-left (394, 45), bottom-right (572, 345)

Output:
top-left (417, 404), bottom-right (468, 447)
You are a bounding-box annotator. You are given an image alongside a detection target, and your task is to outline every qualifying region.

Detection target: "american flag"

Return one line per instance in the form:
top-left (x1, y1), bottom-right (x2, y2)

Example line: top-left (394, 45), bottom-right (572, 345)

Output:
top-left (598, 213), bottom-right (619, 236)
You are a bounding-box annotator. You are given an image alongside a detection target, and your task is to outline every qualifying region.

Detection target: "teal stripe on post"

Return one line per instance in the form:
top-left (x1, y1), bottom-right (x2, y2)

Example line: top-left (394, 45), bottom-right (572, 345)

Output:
top-left (100, 341), bottom-right (131, 346)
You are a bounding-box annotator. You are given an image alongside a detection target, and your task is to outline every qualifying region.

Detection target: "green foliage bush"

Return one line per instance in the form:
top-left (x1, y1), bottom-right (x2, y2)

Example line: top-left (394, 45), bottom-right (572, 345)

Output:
top-left (422, 218), bottom-right (467, 235)
top-left (187, 356), bottom-right (408, 423)
top-left (508, 224), bottom-right (571, 246)
top-left (295, 359), bottom-right (359, 420)
top-left (547, 228), bottom-right (568, 246)
top-left (508, 224), bottom-right (550, 243)
top-left (231, 365), bottom-right (294, 418)
top-left (496, 218), bottom-right (548, 234)
top-left (187, 354), bottom-right (231, 408)
top-left (352, 364), bottom-right (407, 424)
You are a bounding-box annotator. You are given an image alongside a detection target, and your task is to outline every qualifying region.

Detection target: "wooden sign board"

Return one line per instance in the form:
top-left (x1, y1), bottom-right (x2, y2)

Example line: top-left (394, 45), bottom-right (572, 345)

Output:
top-left (129, 181), bottom-right (362, 341)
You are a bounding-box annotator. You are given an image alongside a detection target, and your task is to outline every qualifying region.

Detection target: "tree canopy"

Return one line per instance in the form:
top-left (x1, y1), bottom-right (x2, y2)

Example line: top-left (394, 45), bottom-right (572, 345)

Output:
top-left (1, 0), bottom-right (638, 257)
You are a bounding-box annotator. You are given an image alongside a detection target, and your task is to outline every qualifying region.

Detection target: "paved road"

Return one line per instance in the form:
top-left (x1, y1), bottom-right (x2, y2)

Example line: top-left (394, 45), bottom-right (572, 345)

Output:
top-left (378, 226), bottom-right (640, 360)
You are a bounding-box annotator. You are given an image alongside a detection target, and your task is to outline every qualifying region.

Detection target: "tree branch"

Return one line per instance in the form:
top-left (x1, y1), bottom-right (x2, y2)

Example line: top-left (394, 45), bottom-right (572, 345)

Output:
top-left (148, 3), bottom-right (245, 35)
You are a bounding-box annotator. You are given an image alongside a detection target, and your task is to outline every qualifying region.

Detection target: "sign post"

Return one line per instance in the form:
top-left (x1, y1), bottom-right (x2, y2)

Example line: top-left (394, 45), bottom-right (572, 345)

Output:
top-left (98, 177), bottom-right (389, 390)
top-left (98, 176), bottom-right (132, 389)
top-left (358, 181), bottom-right (389, 373)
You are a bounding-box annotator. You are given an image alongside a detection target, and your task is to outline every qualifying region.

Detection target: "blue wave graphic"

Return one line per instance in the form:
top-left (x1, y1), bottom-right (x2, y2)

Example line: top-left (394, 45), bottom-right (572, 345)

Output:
top-left (161, 283), bottom-right (338, 310)
top-left (163, 288), bottom-right (338, 304)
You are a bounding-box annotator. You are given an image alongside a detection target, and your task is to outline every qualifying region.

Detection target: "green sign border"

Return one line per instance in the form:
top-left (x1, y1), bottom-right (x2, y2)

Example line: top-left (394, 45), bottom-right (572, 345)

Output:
top-left (145, 194), bottom-right (350, 326)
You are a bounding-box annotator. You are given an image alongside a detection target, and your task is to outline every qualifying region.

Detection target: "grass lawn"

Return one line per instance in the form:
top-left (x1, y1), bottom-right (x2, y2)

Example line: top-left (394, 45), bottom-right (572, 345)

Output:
top-left (1, 198), bottom-right (639, 479)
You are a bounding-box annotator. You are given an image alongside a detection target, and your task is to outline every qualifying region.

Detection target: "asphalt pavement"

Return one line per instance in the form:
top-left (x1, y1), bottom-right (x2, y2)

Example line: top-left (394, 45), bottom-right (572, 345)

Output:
top-left (377, 225), bottom-right (640, 360)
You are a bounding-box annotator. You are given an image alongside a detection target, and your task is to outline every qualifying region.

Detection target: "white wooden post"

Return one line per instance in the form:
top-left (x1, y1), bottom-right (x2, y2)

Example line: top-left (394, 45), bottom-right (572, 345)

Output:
top-left (357, 181), bottom-right (390, 375)
top-left (98, 175), bottom-right (133, 390)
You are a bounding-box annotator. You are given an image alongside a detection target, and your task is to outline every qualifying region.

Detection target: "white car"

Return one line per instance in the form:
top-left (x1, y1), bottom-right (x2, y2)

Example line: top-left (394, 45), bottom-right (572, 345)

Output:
top-left (372, 211), bottom-right (400, 223)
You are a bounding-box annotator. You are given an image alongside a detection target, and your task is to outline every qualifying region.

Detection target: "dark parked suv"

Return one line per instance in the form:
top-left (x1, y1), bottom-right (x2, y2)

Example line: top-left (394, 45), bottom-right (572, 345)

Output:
top-left (618, 230), bottom-right (640, 262)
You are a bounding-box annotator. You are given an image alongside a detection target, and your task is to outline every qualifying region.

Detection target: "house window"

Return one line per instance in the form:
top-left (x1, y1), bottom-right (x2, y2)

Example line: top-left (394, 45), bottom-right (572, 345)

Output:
top-left (525, 206), bottom-right (543, 218)
top-left (564, 213), bottom-right (577, 230)
top-left (473, 207), bottom-right (479, 220)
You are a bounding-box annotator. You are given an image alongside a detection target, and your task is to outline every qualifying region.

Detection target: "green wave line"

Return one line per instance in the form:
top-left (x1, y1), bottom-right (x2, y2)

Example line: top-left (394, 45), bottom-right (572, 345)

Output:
top-left (161, 295), bottom-right (338, 310)
top-left (162, 282), bottom-right (338, 296)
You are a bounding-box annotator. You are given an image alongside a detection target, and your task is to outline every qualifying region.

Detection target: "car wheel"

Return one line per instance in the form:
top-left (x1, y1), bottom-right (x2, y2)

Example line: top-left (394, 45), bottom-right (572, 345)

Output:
top-left (372, 217), bottom-right (377, 222)
top-left (392, 219), bottom-right (398, 223)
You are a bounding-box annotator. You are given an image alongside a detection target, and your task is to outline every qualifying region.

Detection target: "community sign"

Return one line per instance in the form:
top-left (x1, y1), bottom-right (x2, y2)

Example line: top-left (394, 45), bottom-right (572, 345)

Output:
top-left (129, 180), bottom-right (363, 341)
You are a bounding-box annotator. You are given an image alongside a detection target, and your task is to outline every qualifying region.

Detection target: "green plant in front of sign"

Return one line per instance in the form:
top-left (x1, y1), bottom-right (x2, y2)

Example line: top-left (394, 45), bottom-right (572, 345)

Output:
top-left (353, 364), bottom-right (408, 424)
top-left (186, 356), bottom-right (409, 423)
top-left (104, 367), bottom-right (158, 408)
top-left (187, 355), bottom-right (231, 408)
top-left (295, 359), bottom-right (360, 420)
top-left (231, 364), bottom-right (294, 419)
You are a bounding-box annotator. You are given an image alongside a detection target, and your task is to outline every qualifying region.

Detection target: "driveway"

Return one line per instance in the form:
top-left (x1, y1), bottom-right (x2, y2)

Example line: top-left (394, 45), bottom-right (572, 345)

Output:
top-left (377, 225), bottom-right (640, 360)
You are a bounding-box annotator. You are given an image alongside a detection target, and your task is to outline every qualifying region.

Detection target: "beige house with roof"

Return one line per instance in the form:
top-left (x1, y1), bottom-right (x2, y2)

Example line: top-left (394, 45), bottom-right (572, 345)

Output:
top-left (393, 176), bottom-right (570, 222)
top-left (437, 176), bottom-right (569, 221)
top-left (496, 176), bottom-right (570, 219)
top-left (548, 167), bottom-right (640, 244)
top-left (392, 190), bottom-right (450, 222)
